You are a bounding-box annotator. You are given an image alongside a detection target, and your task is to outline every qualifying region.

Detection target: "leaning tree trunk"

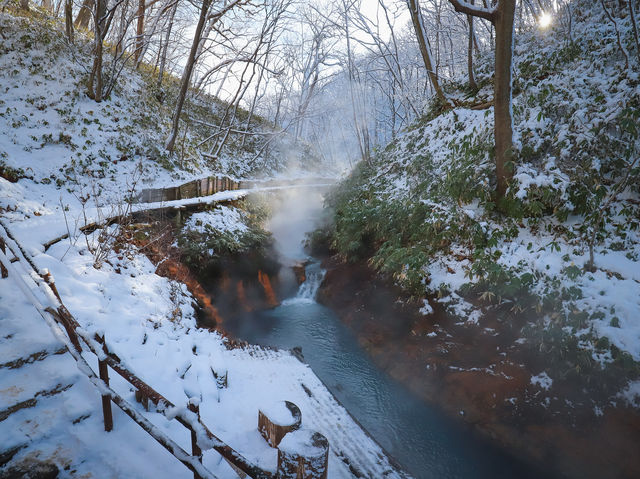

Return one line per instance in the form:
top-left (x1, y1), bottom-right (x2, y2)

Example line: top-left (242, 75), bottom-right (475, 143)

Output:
top-left (407, 0), bottom-right (446, 104)
top-left (493, 0), bottom-right (516, 199)
top-left (157, 1), bottom-right (178, 89)
top-left (166, 0), bottom-right (211, 152)
top-left (75, 0), bottom-right (94, 29)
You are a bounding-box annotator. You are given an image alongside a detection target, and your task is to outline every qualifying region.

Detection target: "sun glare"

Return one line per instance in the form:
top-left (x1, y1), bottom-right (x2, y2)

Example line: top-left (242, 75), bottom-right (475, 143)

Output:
top-left (539, 12), bottom-right (553, 29)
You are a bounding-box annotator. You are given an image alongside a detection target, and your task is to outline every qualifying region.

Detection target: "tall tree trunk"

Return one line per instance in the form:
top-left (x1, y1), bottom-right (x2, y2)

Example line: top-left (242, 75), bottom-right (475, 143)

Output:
top-left (65, 0), bottom-right (74, 43)
top-left (114, 0), bottom-right (129, 56)
top-left (467, 3), bottom-right (477, 90)
top-left (493, 0), bottom-right (516, 198)
top-left (406, 0), bottom-right (447, 103)
top-left (628, 0), bottom-right (639, 61)
top-left (448, 0), bottom-right (516, 200)
top-left (134, 0), bottom-right (145, 66)
top-left (75, 0), bottom-right (94, 29)
top-left (19, 0), bottom-right (29, 10)
top-left (87, 0), bottom-right (106, 102)
top-left (157, 9), bottom-right (174, 84)
top-left (166, 0), bottom-right (211, 152)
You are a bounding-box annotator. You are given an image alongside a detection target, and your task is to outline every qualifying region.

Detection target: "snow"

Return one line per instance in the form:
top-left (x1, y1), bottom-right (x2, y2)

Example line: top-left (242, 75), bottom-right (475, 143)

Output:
top-left (1, 216), bottom-right (408, 477)
top-left (259, 401), bottom-right (298, 426)
top-left (530, 372), bottom-right (553, 391)
top-left (185, 206), bottom-right (249, 236)
top-left (0, 9), bottom-right (407, 479)
top-left (620, 380), bottom-right (640, 408)
top-left (278, 429), bottom-right (327, 457)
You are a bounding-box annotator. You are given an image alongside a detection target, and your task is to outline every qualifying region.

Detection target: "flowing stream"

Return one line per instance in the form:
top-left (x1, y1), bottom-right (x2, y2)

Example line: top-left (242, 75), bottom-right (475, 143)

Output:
top-left (224, 187), bottom-right (542, 479)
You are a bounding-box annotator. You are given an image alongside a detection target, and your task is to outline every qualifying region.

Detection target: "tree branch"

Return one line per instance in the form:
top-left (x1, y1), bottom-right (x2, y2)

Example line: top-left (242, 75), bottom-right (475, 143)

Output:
top-left (447, 0), bottom-right (497, 22)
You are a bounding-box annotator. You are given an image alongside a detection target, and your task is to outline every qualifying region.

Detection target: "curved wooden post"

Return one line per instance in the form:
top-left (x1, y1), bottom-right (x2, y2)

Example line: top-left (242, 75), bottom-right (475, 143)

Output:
top-left (277, 430), bottom-right (329, 479)
top-left (258, 401), bottom-right (301, 447)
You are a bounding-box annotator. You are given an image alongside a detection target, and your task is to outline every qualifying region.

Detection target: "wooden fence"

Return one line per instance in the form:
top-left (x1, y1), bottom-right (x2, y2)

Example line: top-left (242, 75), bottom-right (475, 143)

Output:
top-left (137, 175), bottom-right (242, 203)
top-left (0, 224), bottom-right (270, 479)
top-left (1, 221), bottom-right (330, 479)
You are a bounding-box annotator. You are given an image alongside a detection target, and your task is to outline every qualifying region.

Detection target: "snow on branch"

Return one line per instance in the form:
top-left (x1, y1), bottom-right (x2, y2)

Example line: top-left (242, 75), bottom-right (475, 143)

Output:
top-left (447, 0), bottom-right (497, 22)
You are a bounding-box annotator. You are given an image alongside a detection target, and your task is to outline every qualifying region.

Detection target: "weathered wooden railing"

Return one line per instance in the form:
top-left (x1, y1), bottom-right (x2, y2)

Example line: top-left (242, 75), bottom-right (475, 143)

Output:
top-left (0, 225), bottom-right (269, 479)
top-left (0, 222), bottom-right (330, 479)
top-left (136, 175), bottom-right (336, 204)
top-left (137, 175), bottom-right (242, 203)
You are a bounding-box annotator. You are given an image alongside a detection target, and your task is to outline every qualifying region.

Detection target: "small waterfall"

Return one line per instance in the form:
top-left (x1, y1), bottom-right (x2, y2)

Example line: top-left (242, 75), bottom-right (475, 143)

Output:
top-left (283, 263), bottom-right (326, 305)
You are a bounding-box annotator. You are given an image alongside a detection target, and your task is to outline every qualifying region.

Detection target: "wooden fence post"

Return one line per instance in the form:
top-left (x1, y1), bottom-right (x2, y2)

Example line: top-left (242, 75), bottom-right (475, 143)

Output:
top-left (258, 401), bottom-right (301, 448)
top-left (0, 237), bottom-right (7, 278)
top-left (188, 401), bottom-right (202, 479)
top-left (277, 430), bottom-right (329, 479)
top-left (98, 335), bottom-right (113, 432)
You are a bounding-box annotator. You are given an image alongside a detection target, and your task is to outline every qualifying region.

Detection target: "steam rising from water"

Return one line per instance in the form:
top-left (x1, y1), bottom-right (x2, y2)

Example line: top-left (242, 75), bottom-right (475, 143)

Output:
top-left (265, 186), bottom-right (327, 264)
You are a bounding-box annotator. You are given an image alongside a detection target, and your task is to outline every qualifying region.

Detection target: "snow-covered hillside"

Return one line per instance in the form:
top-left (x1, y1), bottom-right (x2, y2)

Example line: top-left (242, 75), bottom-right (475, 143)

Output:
top-left (323, 0), bottom-right (640, 403)
top-left (0, 5), bottom-right (403, 478)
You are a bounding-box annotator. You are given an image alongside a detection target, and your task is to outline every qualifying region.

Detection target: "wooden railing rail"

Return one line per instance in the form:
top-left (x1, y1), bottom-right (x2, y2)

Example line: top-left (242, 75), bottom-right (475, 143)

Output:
top-left (0, 222), bottom-right (272, 479)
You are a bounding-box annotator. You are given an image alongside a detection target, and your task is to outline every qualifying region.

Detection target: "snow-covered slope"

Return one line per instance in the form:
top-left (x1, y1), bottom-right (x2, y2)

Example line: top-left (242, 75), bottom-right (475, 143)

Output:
top-left (0, 5), bottom-right (406, 478)
top-left (0, 236), bottom-right (408, 477)
top-left (324, 0), bottom-right (640, 401)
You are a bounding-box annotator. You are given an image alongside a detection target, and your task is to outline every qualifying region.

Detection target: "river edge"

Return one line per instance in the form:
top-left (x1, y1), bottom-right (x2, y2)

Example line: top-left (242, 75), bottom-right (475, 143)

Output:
top-left (316, 255), bottom-right (640, 479)
top-left (129, 217), bottom-right (417, 478)
top-left (131, 206), bottom-right (639, 479)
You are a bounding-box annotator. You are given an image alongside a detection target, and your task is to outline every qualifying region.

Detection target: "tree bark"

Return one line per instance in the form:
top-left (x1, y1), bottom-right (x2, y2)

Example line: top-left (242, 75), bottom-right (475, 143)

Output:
top-left (87, 0), bottom-right (107, 102)
top-left (19, 0), bottom-right (29, 10)
top-left (134, 0), bottom-right (146, 66)
top-left (493, 0), bottom-right (516, 198)
top-left (406, 0), bottom-right (447, 104)
top-left (467, 1), bottom-right (477, 90)
top-left (157, 1), bottom-right (178, 89)
top-left (75, 0), bottom-right (94, 29)
top-left (65, 0), bottom-right (74, 43)
top-left (628, 0), bottom-right (640, 62)
top-left (166, 0), bottom-right (212, 152)
top-left (448, 0), bottom-right (515, 200)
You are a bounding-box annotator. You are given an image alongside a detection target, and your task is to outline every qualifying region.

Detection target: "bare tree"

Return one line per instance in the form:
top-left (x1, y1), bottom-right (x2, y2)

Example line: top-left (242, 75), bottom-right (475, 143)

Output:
top-left (75, 0), bottom-right (94, 29)
top-left (467, 0), bottom-right (477, 90)
top-left (406, 0), bottom-right (447, 103)
top-left (65, 0), bottom-right (74, 42)
top-left (134, 0), bottom-right (146, 64)
top-left (156, 0), bottom-right (178, 88)
top-left (166, 0), bottom-right (249, 152)
top-left (630, 0), bottom-right (640, 61)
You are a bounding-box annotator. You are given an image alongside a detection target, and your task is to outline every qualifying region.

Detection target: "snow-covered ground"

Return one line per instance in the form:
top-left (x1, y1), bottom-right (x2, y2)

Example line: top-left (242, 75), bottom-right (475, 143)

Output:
top-left (0, 228), bottom-right (408, 477)
top-left (0, 6), bottom-right (406, 478)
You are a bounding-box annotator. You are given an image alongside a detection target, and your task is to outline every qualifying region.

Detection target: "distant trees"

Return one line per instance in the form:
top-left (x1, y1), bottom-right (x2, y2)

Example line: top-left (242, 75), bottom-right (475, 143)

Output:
top-left (31, 0), bottom-right (537, 179)
top-left (406, 0), bottom-right (446, 103)
top-left (165, 0), bottom-right (252, 152)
